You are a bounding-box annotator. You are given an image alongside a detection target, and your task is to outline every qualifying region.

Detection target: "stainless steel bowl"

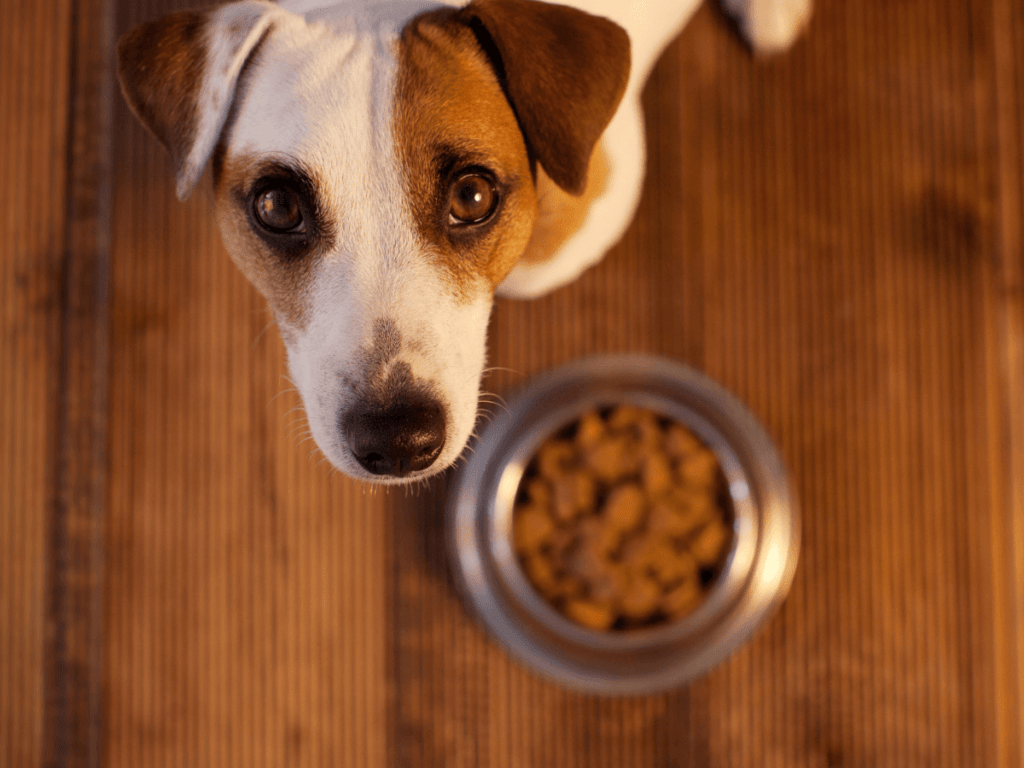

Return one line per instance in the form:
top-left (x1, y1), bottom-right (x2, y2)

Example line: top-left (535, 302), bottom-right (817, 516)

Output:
top-left (446, 355), bottom-right (799, 695)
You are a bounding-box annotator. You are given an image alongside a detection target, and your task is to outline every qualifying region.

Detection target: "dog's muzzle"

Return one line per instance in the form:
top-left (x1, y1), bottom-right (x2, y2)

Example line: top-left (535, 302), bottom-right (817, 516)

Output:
top-left (343, 395), bottom-right (446, 477)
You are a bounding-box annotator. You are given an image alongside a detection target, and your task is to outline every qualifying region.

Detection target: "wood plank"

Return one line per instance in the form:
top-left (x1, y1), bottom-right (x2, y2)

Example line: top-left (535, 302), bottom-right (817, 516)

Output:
top-left (0, 2), bottom-right (73, 767)
top-left (990, 0), bottom-right (1024, 760)
top-left (45, 0), bottom-right (116, 764)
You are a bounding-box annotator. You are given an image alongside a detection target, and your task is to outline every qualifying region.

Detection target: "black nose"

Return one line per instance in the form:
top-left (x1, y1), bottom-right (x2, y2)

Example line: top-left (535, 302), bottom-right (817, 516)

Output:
top-left (345, 399), bottom-right (446, 477)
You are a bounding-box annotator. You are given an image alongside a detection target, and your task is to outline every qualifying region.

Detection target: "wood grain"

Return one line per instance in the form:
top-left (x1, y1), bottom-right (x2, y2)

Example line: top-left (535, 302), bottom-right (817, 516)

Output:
top-left (46, 0), bottom-right (114, 763)
top-left (991, 0), bottom-right (1024, 758)
top-left (1, 0), bottom-right (1021, 766)
top-left (0, 2), bottom-right (72, 767)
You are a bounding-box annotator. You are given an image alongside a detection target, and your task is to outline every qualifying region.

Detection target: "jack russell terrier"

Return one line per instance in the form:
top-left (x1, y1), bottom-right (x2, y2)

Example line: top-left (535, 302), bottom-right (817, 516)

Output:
top-left (118, 0), bottom-right (809, 483)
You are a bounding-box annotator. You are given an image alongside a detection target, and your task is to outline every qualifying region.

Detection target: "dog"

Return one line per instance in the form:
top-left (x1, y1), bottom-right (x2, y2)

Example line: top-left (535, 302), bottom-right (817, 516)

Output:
top-left (118, 0), bottom-right (809, 484)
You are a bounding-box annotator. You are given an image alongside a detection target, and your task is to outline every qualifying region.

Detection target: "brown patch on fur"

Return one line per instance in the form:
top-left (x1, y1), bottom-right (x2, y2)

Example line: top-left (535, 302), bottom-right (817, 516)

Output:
top-left (453, 0), bottom-right (630, 195)
top-left (214, 152), bottom-right (332, 331)
top-left (117, 10), bottom-right (208, 176)
top-left (395, 10), bottom-right (539, 296)
top-left (518, 140), bottom-right (611, 266)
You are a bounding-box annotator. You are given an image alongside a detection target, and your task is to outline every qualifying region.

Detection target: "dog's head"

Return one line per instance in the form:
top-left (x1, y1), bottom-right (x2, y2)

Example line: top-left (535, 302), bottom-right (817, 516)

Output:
top-left (118, 0), bottom-right (629, 483)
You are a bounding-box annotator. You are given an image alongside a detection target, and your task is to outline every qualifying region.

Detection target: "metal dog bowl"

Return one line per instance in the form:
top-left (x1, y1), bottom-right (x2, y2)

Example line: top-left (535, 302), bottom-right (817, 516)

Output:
top-left (446, 355), bottom-right (799, 695)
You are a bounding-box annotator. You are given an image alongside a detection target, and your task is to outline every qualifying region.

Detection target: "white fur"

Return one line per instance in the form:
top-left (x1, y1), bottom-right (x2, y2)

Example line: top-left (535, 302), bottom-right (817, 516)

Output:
top-left (192, 0), bottom-right (809, 482)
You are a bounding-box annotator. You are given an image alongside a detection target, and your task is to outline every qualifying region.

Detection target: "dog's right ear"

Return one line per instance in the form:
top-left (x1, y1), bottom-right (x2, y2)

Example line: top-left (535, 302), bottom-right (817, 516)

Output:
top-left (117, 1), bottom-right (286, 200)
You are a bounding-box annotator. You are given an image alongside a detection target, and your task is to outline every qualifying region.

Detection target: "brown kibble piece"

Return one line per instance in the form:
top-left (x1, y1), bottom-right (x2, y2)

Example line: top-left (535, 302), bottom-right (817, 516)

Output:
top-left (650, 545), bottom-right (697, 585)
top-left (524, 478), bottom-right (552, 507)
top-left (609, 405), bottom-right (662, 450)
top-left (643, 451), bottom-right (673, 496)
top-left (663, 423), bottom-right (704, 460)
top-left (678, 448), bottom-right (719, 489)
top-left (576, 516), bottom-right (620, 555)
top-left (537, 440), bottom-right (575, 479)
top-left (665, 423), bottom-right (703, 458)
top-left (547, 527), bottom-right (576, 558)
top-left (602, 483), bottom-right (646, 532)
top-left (552, 472), bottom-right (596, 522)
top-left (564, 599), bottom-right (616, 631)
top-left (648, 502), bottom-right (694, 539)
top-left (585, 436), bottom-right (636, 483)
top-left (513, 507), bottom-right (554, 554)
top-left (691, 520), bottom-right (730, 566)
top-left (633, 412), bottom-right (663, 450)
top-left (607, 404), bottom-right (645, 431)
top-left (575, 410), bottom-right (606, 448)
top-left (524, 554), bottom-right (558, 597)
top-left (620, 574), bottom-right (661, 620)
top-left (662, 579), bottom-right (703, 617)
top-left (620, 532), bottom-right (656, 571)
top-left (668, 488), bottom-right (716, 533)
top-left (565, 533), bottom-right (610, 579)
top-left (589, 564), bottom-right (629, 605)
top-left (548, 574), bottom-right (586, 602)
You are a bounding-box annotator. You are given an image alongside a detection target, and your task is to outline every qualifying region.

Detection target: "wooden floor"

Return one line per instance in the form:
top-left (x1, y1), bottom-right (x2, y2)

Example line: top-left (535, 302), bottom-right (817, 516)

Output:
top-left (3, 0), bottom-right (1023, 766)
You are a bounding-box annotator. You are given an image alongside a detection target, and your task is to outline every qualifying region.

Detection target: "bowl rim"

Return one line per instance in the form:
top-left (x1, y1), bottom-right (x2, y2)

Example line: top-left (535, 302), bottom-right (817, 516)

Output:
top-left (446, 354), bottom-right (800, 695)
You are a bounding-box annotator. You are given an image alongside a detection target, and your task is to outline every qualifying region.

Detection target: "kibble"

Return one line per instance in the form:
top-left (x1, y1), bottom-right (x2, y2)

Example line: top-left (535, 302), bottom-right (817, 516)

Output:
top-left (512, 405), bottom-right (733, 631)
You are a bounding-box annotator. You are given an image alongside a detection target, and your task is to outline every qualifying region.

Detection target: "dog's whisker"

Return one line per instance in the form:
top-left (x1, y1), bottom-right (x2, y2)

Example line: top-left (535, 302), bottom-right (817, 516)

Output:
top-left (473, 407), bottom-right (497, 426)
top-left (287, 425), bottom-right (310, 438)
top-left (478, 393), bottom-right (511, 416)
top-left (480, 366), bottom-right (522, 377)
top-left (268, 387), bottom-right (300, 406)
top-left (251, 319), bottom-right (275, 349)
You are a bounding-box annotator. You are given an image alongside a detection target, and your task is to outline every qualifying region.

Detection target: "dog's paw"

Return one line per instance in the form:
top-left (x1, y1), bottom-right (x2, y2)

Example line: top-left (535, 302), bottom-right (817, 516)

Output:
top-left (722, 0), bottom-right (812, 54)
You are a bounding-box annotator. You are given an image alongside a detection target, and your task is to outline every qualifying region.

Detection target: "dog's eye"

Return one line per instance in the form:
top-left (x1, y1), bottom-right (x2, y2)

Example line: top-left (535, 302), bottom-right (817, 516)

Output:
top-left (448, 174), bottom-right (498, 225)
top-left (254, 187), bottom-right (305, 233)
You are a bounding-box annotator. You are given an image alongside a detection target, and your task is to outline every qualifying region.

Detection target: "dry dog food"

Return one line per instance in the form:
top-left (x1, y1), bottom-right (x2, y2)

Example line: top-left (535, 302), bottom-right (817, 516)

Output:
top-left (512, 405), bottom-right (732, 631)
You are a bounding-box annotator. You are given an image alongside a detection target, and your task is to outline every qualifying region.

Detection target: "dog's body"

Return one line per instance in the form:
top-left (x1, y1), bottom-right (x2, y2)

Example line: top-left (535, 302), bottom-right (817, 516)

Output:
top-left (118, 0), bottom-right (808, 483)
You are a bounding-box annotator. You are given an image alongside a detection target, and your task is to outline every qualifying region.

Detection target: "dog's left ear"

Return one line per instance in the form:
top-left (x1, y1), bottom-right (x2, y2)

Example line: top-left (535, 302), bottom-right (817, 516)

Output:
top-left (455, 0), bottom-right (630, 196)
top-left (117, 1), bottom-right (287, 200)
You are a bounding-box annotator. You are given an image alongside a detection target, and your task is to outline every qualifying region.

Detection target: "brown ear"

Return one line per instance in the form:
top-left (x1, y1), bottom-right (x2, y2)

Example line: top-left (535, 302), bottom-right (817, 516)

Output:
top-left (117, 1), bottom-right (285, 200)
top-left (454, 0), bottom-right (630, 196)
